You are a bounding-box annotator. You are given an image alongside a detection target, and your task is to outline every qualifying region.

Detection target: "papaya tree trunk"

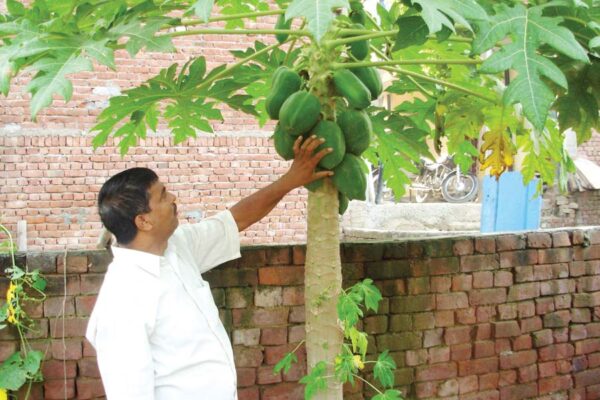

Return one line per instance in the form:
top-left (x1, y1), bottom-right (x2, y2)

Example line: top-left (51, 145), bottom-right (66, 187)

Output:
top-left (305, 179), bottom-right (343, 400)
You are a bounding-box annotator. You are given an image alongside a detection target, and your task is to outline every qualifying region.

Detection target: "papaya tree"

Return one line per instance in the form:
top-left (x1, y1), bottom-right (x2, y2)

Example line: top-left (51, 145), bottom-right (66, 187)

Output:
top-left (0, 0), bottom-right (598, 399)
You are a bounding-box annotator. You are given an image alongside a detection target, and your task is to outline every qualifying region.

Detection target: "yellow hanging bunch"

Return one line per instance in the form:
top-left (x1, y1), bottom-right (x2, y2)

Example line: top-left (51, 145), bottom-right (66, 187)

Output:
top-left (6, 282), bottom-right (17, 325)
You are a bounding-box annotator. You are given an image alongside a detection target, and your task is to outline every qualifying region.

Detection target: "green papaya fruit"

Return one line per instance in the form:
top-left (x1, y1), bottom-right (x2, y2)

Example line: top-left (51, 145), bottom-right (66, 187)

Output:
top-left (332, 153), bottom-right (367, 201)
top-left (339, 192), bottom-right (349, 215)
top-left (273, 123), bottom-right (296, 161)
top-left (333, 69), bottom-right (372, 110)
top-left (312, 120), bottom-right (346, 169)
top-left (275, 14), bottom-right (292, 44)
top-left (350, 66), bottom-right (383, 100)
top-left (279, 91), bottom-right (321, 136)
top-left (349, 23), bottom-right (369, 60)
top-left (337, 108), bottom-right (371, 155)
top-left (265, 67), bottom-right (302, 120)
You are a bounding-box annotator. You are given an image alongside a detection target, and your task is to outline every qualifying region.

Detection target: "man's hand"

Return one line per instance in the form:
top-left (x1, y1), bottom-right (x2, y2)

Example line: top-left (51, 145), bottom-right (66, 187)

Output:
top-left (281, 135), bottom-right (335, 190)
top-left (230, 135), bottom-right (335, 232)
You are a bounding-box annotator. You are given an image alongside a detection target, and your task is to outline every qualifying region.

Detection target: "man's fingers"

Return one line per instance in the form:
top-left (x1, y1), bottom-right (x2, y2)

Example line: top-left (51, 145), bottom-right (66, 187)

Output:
top-left (306, 137), bottom-right (325, 153)
top-left (300, 135), bottom-right (318, 151)
top-left (312, 147), bottom-right (333, 164)
top-left (292, 135), bottom-right (303, 154)
top-left (314, 170), bottom-right (334, 180)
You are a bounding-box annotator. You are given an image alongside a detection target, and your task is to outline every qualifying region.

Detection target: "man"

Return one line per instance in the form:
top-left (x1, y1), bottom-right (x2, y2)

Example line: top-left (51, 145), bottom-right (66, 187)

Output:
top-left (86, 136), bottom-right (333, 399)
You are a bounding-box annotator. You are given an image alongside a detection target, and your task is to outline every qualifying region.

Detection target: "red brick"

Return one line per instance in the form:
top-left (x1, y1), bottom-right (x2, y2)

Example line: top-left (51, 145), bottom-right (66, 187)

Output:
top-left (539, 343), bottom-right (575, 361)
top-left (507, 282), bottom-right (540, 301)
top-left (476, 323), bottom-right (492, 340)
top-left (49, 318), bottom-right (88, 338)
top-left (461, 254), bottom-right (498, 272)
top-left (499, 383), bottom-right (537, 400)
top-left (538, 248), bottom-right (573, 264)
top-left (436, 292), bottom-right (468, 310)
top-left (473, 271), bottom-right (494, 288)
top-left (500, 250), bottom-right (537, 268)
top-left (232, 308), bottom-right (289, 327)
top-left (264, 343), bottom-right (301, 365)
top-left (518, 301), bottom-right (535, 318)
top-left (42, 360), bottom-right (77, 379)
top-left (76, 378), bottom-right (105, 399)
top-left (292, 246), bottom-right (305, 265)
top-left (552, 231), bottom-right (571, 247)
top-left (512, 334), bottom-right (532, 351)
top-left (57, 255), bottom-right (89, 273)
top-left (282, 286), bottom-right (304, 305)
top-left (453, 239), bottom-right (474, 256)
top-left (431, 276), bottom-right (451, 293)
top-left (452, 275), bottom-right (472, 291)
top-left (406, 349), bottom-right (428, 366)
top-left (499, 350), bottom-right (537, 369)
top-left (576, 338), bottom-right (600, 355)
top-left (450, 343), bottom-right (472, 361)
top-left (520, 316), bottom-right (543, 333)
top-left (44, 379), bottom-right (76, 399)
top-left (80, 274), bottom-right (104, 294)
top-left (44, 296), bottom-right (76, 317)
top-left (538, 361), bottom-right (557, 378)
top-left (78, 357), bottom-right (100, 378)
top-left (493, 321), bottom-right (520, 338)
top-left (527, 232), bottom-right (552, 248)
top-left (51, 338), bottom-right (82, 360)
top-left (459, 357), bottom-right (498, 376)
top-left (415, 362), bottom-right (457, 381)
top-left (469, 288), bottom-right (507, 305)
top-left (474, 341), bottom-right (495, 359)
top-left (261, 327), bottom-right (287, 345)
top-left (434, 310), bottom-right (454, 327)
top-left (288, 325), bottom-right (305, 343)
top-left (258, 267), bottom-right (304, 285)
top-left (498, 370), bottom-right (517, 387)
top-left (456, 308), bottom-right (476, 325)
top-left (518, 364), bottom-right (537, 383)
top-left (233, 346), bottom-right (264, 367)
top-left (238, 387), bottom-right (259, 400)
top-left (475, 238), bottom-right (496, 254)
top-left (497, 235), bottom-right (526, 251)
top-left (428, 347), bottom-right (450, 363)
top-left (75, 295), bottom-right (96, 316)
top-left (266, 247), bottom-right (291, 265)
top-left (479, 372), bottom-right (499, 390)
top-left (261, 382), bottom-right (304, 399)
top-left (257, 365), bottom-right (282, 384)
top-left (574, 367), bottom-right (600, 387)
top-left (497, 303), bottom-right (517, 320)
top-left (458, 375), bottom-right (479, 394)
top-left (445, 326), bottom-right (473, 345)
top-left (494, 271), bottom-right (513, 287)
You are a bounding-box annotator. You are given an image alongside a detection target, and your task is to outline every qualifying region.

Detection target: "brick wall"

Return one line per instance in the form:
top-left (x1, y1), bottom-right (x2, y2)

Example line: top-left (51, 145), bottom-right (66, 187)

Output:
top-left (580, 132), bottom-right (600, 165)
top-left (1, 229), bottom-right (600, 399)
top-left (542, 189), bottom-right (600, 228)
top-left (0, 134), bottom-right (307, 250)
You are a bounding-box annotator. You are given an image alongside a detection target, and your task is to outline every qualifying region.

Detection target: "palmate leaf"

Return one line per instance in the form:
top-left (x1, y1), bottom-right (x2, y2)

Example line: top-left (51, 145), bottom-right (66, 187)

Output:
top-left (473, 4), bottom-right (590, 130)
top-left (364, 109), bottom-right (432, 198)
top-left (27, 52), bottom-right (93, 119)
top-left (216, 0), bottom-right (271, 28)
top-left (337, 291), bottom-right (363, 327)
top-left (273, 351), bottom-right (298, 374)
top-left (190, 0), bottom-right (215, 22)
top-left (373, 350), bottom-right (396, 389)
top-left (286, 0), bottom-right (349, 41)
top-left (478, 108), bottom-right (516, 178)
top-left (372, 389), bottom-right (404, 400)
top-left (109, 17), bottom-right (175, 57)
top-left (349, 278), bottom-right (382, 312)
top-left (409, 0), bottom-right (488, 34)
top-left (300, 361), bottom-right (328, 400)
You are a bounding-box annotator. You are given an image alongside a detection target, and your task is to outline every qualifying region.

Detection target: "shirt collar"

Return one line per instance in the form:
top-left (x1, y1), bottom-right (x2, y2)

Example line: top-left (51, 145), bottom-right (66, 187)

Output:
top-left (110, 246), bottom-right (162, 277)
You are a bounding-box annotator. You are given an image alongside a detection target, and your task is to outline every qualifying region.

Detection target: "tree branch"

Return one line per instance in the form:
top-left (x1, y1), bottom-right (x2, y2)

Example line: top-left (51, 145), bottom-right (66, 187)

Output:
top-left (181, 9), bottom-right (286, 26)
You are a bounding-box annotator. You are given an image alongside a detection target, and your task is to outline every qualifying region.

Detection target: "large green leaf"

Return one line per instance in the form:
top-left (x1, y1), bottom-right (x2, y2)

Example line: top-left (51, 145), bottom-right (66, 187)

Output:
top-left (410, 0), bottom-right (488, 33)
top-left (373, 350), bottom-right (396, 389)
top-left (109, 17), bottom-right (175, 57)
top-left (299, 361), bottom-right (328, 400)
top-left (473, 4), bottom-right (590, 130)
top-left (285, 0), bottom-right (349, 41)
top-left (27, 52), bottom-right (92, 118)
top-left (190, 0), bottom-right (215, 21)
top-left (372, 389), bottom-right (404, 400)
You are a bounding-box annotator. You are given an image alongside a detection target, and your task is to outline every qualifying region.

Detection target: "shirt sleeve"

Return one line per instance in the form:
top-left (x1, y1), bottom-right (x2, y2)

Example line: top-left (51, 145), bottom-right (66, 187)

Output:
top-left (174, 210), bottom-right (241, 274)
top-left (86, 278), bottom-right (157, 400)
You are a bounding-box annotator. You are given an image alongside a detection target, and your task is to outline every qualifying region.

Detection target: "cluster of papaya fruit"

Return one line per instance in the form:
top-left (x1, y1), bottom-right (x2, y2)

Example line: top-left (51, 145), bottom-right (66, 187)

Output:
top-left (268, 5), bottom-right (382, 214)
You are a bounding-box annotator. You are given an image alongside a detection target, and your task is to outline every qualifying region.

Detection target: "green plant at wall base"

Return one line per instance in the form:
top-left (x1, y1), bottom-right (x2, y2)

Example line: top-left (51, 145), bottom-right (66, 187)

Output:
top-left (0, 224), bottom-right (47, 399)
top-left (275, 279), bottom-right (401, 399)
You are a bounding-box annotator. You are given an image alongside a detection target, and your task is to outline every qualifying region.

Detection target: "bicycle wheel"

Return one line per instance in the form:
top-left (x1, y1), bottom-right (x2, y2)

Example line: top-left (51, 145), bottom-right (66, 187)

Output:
top-left (441, 171), bottom-right (478, 203)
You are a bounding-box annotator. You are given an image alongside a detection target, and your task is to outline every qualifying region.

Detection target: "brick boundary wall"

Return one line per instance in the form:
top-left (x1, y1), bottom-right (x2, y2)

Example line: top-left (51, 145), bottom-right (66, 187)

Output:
top-left (542, 189), bottom-right (600, 229)
top-left (1, 228), bottom-right (600, 400)
top-left (579, 132), bottom-right (600, 165)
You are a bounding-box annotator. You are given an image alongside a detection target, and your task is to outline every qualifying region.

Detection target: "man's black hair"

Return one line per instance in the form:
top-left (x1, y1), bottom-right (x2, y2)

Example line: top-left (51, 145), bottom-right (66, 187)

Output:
top-left (98, 167), bottom-right (158, 245)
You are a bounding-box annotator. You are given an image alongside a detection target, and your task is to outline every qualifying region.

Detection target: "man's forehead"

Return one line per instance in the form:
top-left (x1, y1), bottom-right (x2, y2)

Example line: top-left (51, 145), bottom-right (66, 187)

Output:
top-left (149, 180), bottom-right (165, 195)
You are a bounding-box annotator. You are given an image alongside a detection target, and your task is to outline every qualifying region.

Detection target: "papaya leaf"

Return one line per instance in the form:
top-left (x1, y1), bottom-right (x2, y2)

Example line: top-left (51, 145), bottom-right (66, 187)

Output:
top-left (109, 17), bottom-right (175, 57)
top-left (334, 349), bottom-right (356, 384)
top-left (0, 353), bottom-right (27, 391)
top-left (349, 278), bottom-right (382, 312)
top-left (27, 52), bottom-right (92, 119)
top-left (393, 16), bottom-right (429, 50)
top-left (373, 350), bottom-right (396, 389)
top-left (479, 108), bottom-right (516, 178)
top-left (346, 327), bottom-right (368, 358)
top-left (372, 389), bottom-right (404, 400)
top-left (473, 4), bottom-right (589, 130)
top-left (337, 291), bottom-right (363, 328)
top-left (299, 361), bottom-right (328, 400)
top-left (273, 352), bottom-right (298, 374)
top-left (410, 0), bottom-right (488, 34)
top-left (285, 0), bottom-right (349, 41)
top-left (190, 0), bottom-right (215, 21)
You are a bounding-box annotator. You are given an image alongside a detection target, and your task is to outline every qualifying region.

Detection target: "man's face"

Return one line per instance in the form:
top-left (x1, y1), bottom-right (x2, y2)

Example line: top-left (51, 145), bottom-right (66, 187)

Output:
top-left (144, 180), bottom-right (179, 240)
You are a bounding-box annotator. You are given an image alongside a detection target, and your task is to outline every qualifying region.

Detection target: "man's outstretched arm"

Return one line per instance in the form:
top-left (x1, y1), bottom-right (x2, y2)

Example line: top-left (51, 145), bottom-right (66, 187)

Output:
top-left (230, 135), bottom-right (333, 232)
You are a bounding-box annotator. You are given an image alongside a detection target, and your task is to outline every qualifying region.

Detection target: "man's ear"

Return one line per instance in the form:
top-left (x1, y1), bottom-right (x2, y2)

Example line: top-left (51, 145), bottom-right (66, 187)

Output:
top-left (134, 214), bottom-right (153, 232)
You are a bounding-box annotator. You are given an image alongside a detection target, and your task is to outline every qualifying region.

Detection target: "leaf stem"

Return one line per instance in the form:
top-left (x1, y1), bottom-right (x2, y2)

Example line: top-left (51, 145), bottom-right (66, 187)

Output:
top-left (381, 65), bottom-right (497, 103)
top-left (333, 59), bottom-right (482, 69)
top-left (369, 44), bottom-right (430, 98)
top-left (284, 20), bottom-right (307, 64)
top-left (197, 41), bottom-right (284, 91)
top-left (165, 28), bottom-right (310, 39)
top-left (326, 30), bottom-right (398, 47)
top-left (352, 373), bottom-right (383, 395)
top-left (180, 9), bottom-right (286, 26)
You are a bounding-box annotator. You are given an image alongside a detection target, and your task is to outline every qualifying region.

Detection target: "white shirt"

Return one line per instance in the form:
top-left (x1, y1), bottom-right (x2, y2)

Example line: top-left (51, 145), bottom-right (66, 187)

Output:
top-left (86, 211), bottom-right (242, 400)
